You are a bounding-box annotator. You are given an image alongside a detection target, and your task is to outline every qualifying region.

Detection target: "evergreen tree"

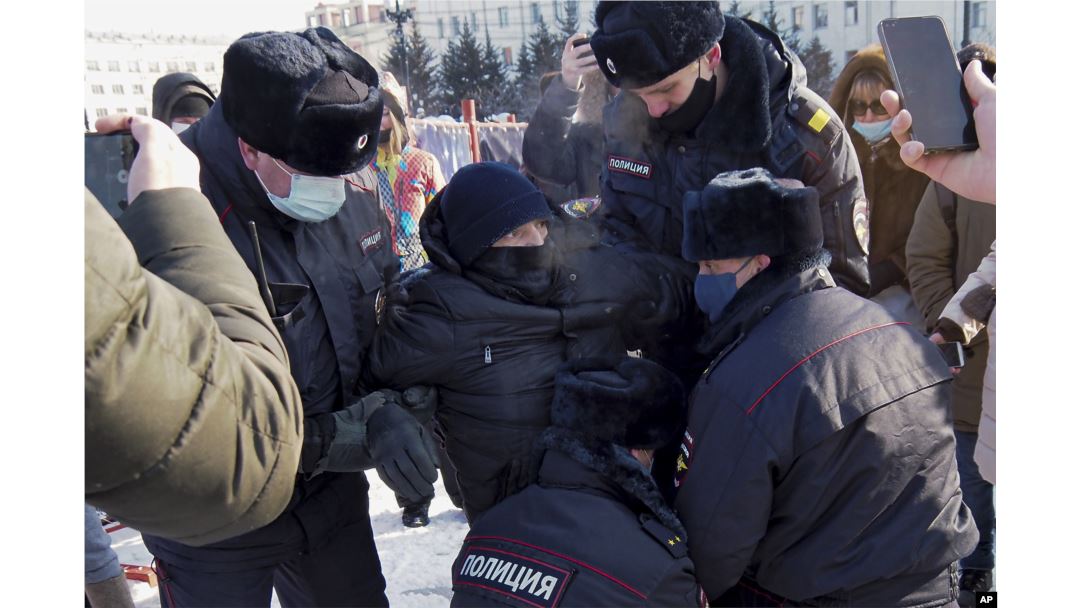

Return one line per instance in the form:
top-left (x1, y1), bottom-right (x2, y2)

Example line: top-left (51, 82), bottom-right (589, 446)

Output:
top-left (480, 31), bottom-right (517, 119)
top-left (799, 35), bottom-right (836, 98)
top-left (405, 24), bottom-right (439, 117)
top-left (379, 24), bottom-right (439, 117)
top-left (726, 0), bottom-right (752, 20)
top-left (557, 1), bottom-right (582, 39)
top-left (514, 16), bottom-right (563, 121)
top-left (437, 21), bottom-right (486, 117)
top-left (437, 22), bottom-right (515, 119)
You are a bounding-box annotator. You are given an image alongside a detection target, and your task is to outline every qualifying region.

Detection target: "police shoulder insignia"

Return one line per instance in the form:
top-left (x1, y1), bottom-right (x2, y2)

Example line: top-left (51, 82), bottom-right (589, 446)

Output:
top-left (790, 92), bottom-right (842, 143)
top-left (454, 546), bottom-right (575, 607)
top-left (641, 517), bottom-right (688, 558)
top-left (561, 196), bottom-right (601, 219)
top-left (852, 198), bottom-right (870, 256)
top-left (607, 155), bottom-right (653, 179)
top-left (808, 108), bottom-right (830, 133)
top-left (673, 430), bottom-right (694, 489)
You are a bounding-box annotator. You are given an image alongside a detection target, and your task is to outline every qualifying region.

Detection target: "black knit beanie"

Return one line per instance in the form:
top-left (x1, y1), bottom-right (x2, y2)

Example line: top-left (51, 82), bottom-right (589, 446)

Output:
top-left (440, 162), bottom-right (553, 266)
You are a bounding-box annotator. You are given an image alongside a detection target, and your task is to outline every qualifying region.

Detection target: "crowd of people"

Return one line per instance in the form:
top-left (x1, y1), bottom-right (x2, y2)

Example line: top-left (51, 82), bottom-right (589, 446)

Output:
top-left (85, 2), bottom-right (997, 607)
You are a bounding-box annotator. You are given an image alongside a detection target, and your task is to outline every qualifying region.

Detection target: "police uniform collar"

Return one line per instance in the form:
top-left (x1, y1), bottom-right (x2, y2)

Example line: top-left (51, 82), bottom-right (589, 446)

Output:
top-left (692, 17), bottom-right (773, 151)
top-left (699, 259), bottom-right (835, 358)
top-left (536, 429), bottom-right (687, 540)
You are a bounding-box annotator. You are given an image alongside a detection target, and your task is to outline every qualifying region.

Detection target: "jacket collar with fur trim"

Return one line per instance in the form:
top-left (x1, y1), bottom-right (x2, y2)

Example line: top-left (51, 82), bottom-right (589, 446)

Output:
top-left (536, 429), bottom-right (687, 539)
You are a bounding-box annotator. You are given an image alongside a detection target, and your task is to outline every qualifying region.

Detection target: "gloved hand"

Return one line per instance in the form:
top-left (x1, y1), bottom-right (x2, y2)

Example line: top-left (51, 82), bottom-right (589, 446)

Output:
top-left (621, 272), bottom-right (694, 351)
top-left (301, 389), bottom-right (403, 476)
top-left (366, 403), bottom-right (438, 503)
top-left (401, 385), bottom-right (438, 424)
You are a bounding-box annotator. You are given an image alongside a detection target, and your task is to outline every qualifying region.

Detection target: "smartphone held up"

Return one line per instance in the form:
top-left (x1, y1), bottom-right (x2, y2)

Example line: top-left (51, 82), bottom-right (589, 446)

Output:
top-left (878, 16), bottom-right (978, 154)
top-left (85, 131), bottom-right (139, 217)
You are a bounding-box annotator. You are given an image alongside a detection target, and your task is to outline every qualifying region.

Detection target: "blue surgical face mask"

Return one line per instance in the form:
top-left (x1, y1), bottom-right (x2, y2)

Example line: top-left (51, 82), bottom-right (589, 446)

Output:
top-left (255, 157), bottom-right (347, 223)
top-left (694, 258), bottom-right (753, 323)
top-left (851, 117), bottom-right (894, 145)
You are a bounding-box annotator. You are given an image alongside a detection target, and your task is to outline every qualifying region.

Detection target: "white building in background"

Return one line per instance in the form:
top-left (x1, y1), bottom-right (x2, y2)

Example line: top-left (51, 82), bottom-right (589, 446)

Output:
top-left (306, 0), bottom-right (994, 80)
top-left (84, 31), bottom-right (229, 129)
top-left (736, 0), bottom-right (996, 72)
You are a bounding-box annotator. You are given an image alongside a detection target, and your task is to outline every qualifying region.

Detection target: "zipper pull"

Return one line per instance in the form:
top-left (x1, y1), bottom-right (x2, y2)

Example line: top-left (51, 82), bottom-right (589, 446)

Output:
top-left (484, 345), bottom-right (492, 364)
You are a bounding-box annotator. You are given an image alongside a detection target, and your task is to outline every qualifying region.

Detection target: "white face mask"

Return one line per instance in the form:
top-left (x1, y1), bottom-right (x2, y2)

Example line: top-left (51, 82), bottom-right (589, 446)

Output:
top-left (171, 121), bottom-right (192, 134)
top-left (254, 157), bottom-right (347, 223)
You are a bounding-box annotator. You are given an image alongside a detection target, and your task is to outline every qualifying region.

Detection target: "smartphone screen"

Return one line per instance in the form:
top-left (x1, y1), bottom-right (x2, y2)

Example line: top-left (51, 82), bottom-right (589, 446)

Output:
top-left (936, 341), bottom-right (966, 368)
top-left (878, 16), bottom-right (977, 153)
top-left (85, 132), bottom-right (138, 218)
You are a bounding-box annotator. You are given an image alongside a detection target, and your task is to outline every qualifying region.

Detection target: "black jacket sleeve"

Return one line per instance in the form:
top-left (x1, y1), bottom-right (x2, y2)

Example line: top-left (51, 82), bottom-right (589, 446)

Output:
top-left (368, 279), bottom-right (457, 389)
top-left (522, 78), bottom-right (582, 187)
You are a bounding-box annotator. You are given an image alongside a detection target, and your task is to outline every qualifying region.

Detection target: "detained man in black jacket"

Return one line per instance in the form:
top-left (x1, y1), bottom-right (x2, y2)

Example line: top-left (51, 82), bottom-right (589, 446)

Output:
top-left (674, 169), bottom-right (977, 607)
top-left (369, 162), bottom-right (665, 524)
top-left (450, 357), bottom-right (703, 607)
top-left (143, 28), bottom-right (437, 607)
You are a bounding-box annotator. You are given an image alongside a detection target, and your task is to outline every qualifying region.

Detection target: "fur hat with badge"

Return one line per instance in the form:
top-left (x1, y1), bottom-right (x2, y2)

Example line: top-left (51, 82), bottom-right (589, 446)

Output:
top-left (590, 1), bottom-right (726, 88)
top-left (682, 168), bottom-right (824, 262)
top-left (219, 27), bottom-right (383, 176)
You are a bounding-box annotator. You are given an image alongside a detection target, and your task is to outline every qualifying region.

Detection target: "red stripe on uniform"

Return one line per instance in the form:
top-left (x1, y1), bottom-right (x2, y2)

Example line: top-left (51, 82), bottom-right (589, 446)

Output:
top-left (218, 203), bottom-right (233, 224)
top-left (805, 150), bottom-right (822, 164)
top-left (744, 322), bottom-right (909, 415)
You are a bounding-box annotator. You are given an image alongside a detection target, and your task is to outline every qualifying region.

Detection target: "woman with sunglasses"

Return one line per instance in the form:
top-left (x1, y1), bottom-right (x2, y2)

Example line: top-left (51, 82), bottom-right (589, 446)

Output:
top-left (829, 44), bottom-right (930, 314)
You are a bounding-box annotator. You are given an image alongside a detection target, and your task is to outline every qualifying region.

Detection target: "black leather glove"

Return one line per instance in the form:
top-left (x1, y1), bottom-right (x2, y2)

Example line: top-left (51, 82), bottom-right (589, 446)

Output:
top-left (366, 403), bottom-right (438, 503)
top-left (300, 389), bottom-right (400, 476)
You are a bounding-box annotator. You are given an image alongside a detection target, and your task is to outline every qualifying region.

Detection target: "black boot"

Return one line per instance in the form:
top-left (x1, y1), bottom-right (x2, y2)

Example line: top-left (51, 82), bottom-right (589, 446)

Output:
top-left (958, 569), bottom-right (993, 607)
top-left (402, 502), bottom-right (430, 528)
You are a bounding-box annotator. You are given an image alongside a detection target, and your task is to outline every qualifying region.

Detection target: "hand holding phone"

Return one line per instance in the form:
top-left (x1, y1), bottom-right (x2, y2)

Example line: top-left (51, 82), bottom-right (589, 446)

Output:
top-left (936, 341), bottom-right (966, 370)
top-left (562, 33), bottom-right (599, 89)
top-left (881, 61), bottom-right (997, 204)
top-left (87, 114), bottom-right (202, 211)
top-left (878, 16), bottom-right (976, 154)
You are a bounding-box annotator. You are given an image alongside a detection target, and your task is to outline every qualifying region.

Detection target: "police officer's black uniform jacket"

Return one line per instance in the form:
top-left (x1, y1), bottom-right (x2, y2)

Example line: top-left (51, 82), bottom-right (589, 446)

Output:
top-left (450, 433), bottom-right (703, 607)
top-left (143, 102), bottom-right (400, 569)
top-left (369, 196), bottom-right (639, 523)
top-left (598, 17), bottom-right (870, 295)
top-left (674, 258), bottom-right (978, 606)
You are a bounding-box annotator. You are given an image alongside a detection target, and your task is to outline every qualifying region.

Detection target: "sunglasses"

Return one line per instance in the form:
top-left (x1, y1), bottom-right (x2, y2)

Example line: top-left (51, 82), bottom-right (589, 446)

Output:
top-left (848, 99), bottom-right (888, 116)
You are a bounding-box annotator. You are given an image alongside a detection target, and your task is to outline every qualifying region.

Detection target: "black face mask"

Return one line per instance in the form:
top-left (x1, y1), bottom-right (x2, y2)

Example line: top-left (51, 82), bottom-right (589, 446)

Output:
top-left (468, 240), bottom-right (559, 304)
top-left (379, 128), bottom-right (392, 144)
top-left (657, 74), bottom-right (717, 134)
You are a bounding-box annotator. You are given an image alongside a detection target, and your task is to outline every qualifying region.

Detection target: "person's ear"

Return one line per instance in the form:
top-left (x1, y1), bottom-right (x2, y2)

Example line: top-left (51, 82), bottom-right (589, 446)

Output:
top-left (706, 43), bottom-right (722, 70)
top-left (237, 137), bottom-right (261, 171)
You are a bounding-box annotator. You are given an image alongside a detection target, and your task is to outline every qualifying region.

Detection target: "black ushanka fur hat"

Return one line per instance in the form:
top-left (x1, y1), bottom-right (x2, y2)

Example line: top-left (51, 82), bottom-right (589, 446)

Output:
top-left (551, 357), bottom-right (685, 450)
top-left (682, 168), bottom-right (824, 262)
top-left (591, 1), bottom-right (725, 88)
top-left (220, 27), bottom-right (382, 176)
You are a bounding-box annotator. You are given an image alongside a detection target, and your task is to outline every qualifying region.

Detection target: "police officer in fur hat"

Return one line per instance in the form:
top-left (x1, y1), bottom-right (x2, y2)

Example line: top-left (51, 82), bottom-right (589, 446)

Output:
top-left (673, 168), bottom-right (977, 606)
top-left (586, 2), bottom-right (871, 372)
top-left (449, 356), bottom-right (704, 606)
top-left (141, 27), bottom-right (438, 607)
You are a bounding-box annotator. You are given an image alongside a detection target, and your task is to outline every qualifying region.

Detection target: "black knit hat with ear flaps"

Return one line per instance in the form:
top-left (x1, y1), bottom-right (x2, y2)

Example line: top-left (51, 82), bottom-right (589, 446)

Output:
top-left (220, 27), bottom-right (383, 176)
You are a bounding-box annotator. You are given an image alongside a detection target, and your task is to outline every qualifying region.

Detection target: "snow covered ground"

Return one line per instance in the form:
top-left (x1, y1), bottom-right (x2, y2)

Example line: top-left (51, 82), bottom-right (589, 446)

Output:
top-left (107, 471), bottom-right (469, 607)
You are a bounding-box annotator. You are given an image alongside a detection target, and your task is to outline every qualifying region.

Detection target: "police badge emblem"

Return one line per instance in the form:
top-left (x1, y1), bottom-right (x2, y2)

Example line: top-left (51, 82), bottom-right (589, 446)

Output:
top-left (852, 198), bottom-right (870, 256)
top-left (560, 196), bottom-right (601, 219)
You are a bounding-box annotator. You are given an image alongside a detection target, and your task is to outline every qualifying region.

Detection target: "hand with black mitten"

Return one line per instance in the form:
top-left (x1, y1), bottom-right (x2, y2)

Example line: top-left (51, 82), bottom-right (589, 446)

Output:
top-left (622, 272), bottom-right (694, 351)
top-left (366, 403), bottom-right (438, 503)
